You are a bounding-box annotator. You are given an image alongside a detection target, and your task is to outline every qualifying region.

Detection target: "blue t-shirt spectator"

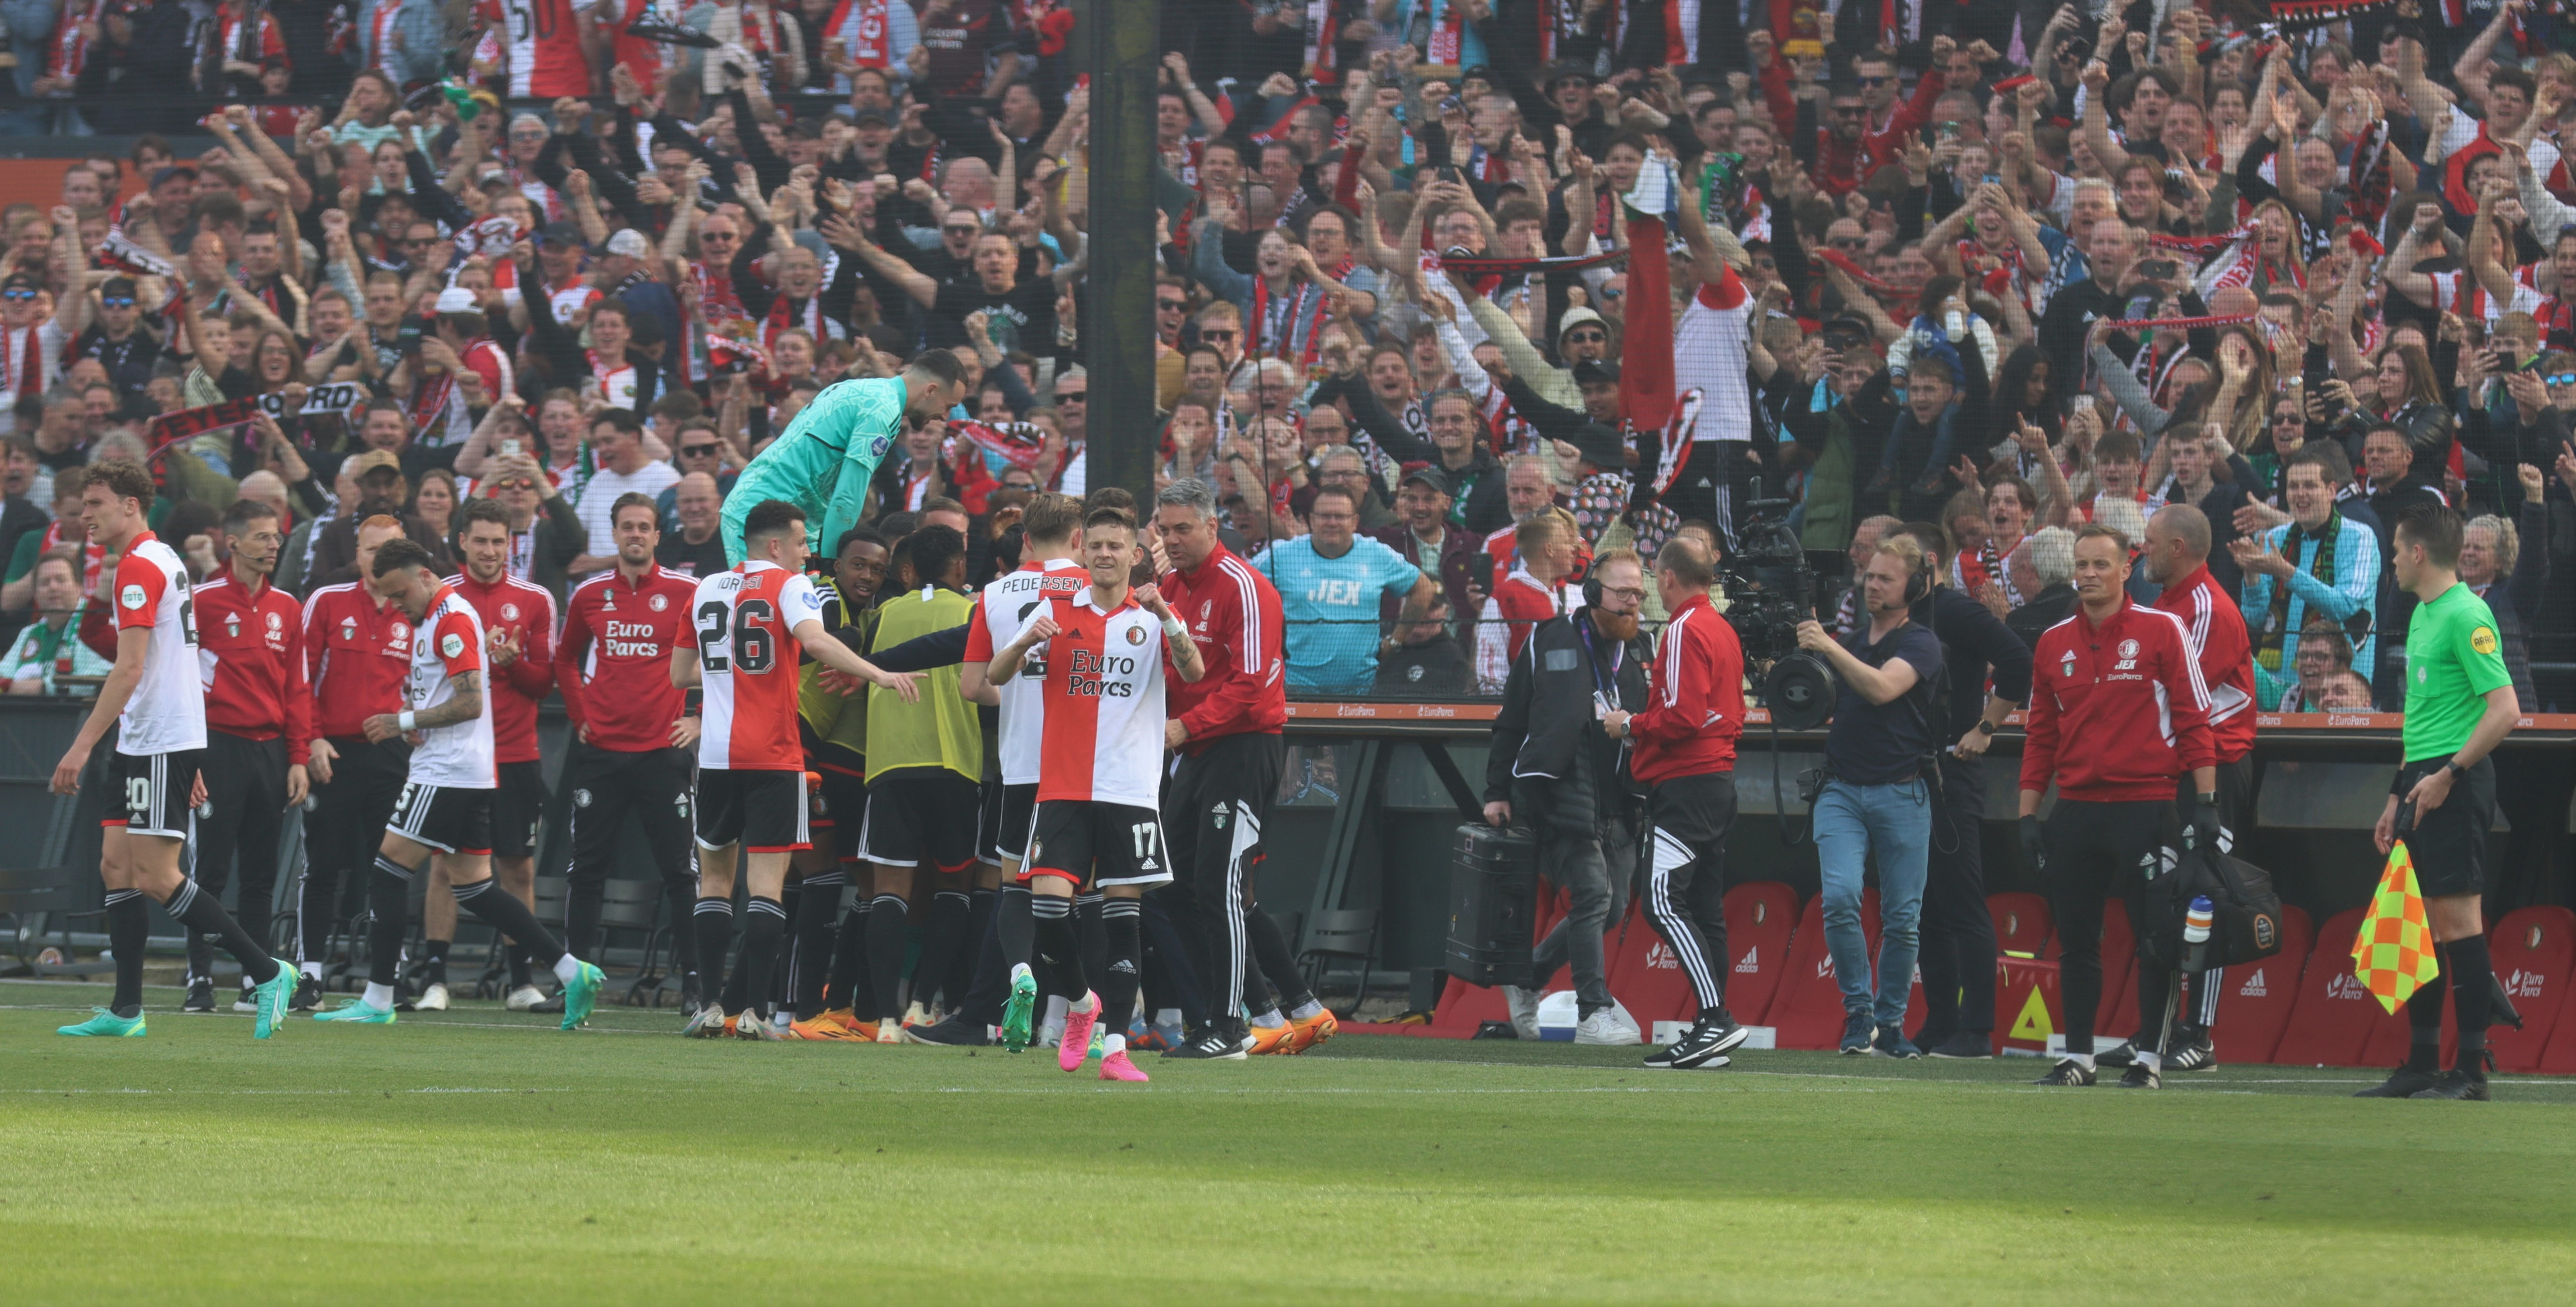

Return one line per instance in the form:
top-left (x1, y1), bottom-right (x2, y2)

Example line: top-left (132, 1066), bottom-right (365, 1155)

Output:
top-left (1253, 534), bottom-right (1426, 693)
top-left (1823, 619), bottom-right (1945, 785)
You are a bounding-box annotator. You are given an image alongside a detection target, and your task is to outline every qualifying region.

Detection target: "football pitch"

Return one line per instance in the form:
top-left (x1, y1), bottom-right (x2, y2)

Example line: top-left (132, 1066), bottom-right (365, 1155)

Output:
top-left (4, 980), bottom-right (2574, 1304)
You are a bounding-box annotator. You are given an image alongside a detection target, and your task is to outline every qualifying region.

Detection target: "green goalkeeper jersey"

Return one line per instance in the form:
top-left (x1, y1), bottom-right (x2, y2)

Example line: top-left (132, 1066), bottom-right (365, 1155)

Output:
top-left (720, 376), bottom-right (906, 563)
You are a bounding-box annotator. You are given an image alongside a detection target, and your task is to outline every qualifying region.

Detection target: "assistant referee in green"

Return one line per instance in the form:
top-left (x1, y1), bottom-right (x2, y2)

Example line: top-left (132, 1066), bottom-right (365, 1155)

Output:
top-left (2359, 504), bottom-right (2521, 1102)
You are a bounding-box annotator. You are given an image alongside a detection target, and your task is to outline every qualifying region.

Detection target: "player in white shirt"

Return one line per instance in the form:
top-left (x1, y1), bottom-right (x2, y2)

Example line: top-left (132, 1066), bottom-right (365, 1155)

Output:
top-left (312, 538), bottom-right (606, 1027)
top-left (51, 461), bottom-right (300, 1038)
top-left (906, 492), bottom-right (1091, 1049)
top-left (986, 506), bottom-right (1204, 1081)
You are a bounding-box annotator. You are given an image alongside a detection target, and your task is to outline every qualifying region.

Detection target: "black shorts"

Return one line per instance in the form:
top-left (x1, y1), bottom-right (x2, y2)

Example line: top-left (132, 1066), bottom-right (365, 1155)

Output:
top-left (2395, 756), bottom-right (2496, 900)
top-left (815, 766), bottom-right (867, 862)
top-left (389, 781), bottom-right (494, 855)
top-left (982, 782), bottom-right (1039, 864)
top-left (490, 759), bottom-right (547, 858)
top-left (858, 771), bottom-right (981, 871)
top-left (1023, 799), bottom-right (1172, 891)
top-left (697, 767), bottom-right (810, 853)
top-left (107, 748), bottom-right (203, 840)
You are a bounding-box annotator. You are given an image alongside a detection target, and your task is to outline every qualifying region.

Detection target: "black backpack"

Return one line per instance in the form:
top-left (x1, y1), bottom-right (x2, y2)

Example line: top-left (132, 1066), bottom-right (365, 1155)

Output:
top-left (2137, 842), bottom-right (2287, 971)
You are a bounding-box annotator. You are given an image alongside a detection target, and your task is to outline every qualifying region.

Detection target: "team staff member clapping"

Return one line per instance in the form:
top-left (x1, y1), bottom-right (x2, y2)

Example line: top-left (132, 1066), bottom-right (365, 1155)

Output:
top-left (2357, 506), bottom-right (2521, 1102)
top-left (1794, 537), bottom-right (1944, 1060)
top-left (2021, 524), bottom-right (2216, 1090)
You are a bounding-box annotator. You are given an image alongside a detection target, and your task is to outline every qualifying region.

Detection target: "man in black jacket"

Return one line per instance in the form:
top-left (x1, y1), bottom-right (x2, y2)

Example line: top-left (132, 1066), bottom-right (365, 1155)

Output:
top-left (2035, 219), bottom-right (2139, 409)
top-left (1898, 522), bottom-right (2036, 1060)
top-left (1480, 549), bottom-right (1652, 1045)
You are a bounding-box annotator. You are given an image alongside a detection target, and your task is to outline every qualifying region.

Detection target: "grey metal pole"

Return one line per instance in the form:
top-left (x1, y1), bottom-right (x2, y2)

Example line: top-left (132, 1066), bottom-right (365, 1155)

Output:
top-left (1075, 0), bottom-right (1162, 503)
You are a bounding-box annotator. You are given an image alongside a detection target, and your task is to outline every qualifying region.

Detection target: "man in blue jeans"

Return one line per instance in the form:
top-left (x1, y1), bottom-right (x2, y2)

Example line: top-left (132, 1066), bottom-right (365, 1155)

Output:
top-left (1794, 535), bottom-right (1945, 1058)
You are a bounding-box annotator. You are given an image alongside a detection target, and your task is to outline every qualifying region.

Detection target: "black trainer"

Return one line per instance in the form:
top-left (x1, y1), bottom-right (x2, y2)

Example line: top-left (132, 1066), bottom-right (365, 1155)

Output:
top-left (1163, 1027), bottom-right (1252, 1060)
top-left (1925, 1031), bottom-right (1993, 1060)
top-left (529, 992), bottom-right (566, 1015)
top-left (2033, 1058), bottom-right (2096, 1086)
top-left (902, 1015), bottom-right (990, 1047)
top-left (181, 978), bottom-right (216, 1013)
top-left (2165, 1031), bottom-right (2218, 1072)
top-left (288, 974), bottom-right (324, 1012)
top-left (2408, 1070), bottom-right (2491, 1101)
top-left (2094, 1039), bottom-right (2137, 1068)
top-left (1870, 1023), bottom-right (1921, 1059)
top-left (2117, 1062), bottom-right (2161, 1089)
top-left (2353, 1066), bottom-right (2445, 1098)
top-left (1646, 1015), bottom-right (1748, 1070)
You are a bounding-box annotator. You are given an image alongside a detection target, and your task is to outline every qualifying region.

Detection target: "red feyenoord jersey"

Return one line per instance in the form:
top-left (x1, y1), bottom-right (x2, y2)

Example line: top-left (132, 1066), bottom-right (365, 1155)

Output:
top-left (303, 582), bottom-right (414, 739)
top-left (447, 571), bottom-right (557, 764)
top-left (2150, 563), bottom-right (2257, 764)
top-left (192, 574), bottom-right (312, 764)
top-left (109, 533), bottom-right (205, 756)
top-left (689, 560), bottom-right (824, 771)
top-left (405, 586), bottom-right (498, 789)
top-left (1158, 543), bottom-right (1285, 750)
top-left (559, 564), bottom-right (694, 752)
top-left (478, 0), bottom-right (592, 97)
top-left (1022, 587), bottom-right (1169, 809)
top-left (962, 556), bottom-right (1087, 785)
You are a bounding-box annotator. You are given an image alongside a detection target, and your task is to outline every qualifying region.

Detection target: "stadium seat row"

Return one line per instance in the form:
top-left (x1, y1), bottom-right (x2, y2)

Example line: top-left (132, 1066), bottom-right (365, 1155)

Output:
top-left (1424, 883), bottom-right (2576, 1072)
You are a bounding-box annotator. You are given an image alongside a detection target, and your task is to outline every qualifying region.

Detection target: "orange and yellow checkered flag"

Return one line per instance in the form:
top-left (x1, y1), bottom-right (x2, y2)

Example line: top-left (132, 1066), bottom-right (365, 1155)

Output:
top-left (2351, 841), bottom-right (2442, 1014)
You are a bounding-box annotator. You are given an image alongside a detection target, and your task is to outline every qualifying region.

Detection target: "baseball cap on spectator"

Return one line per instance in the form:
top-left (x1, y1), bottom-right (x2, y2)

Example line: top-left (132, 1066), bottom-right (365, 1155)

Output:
top-left (851, 108), bottom-right (895, 129)
top-left (99, 277), bottom-right (138, 303)
top-left (2, 272), bottom-right (42, 296)
top-left (604, 229), bottom-right (651, 259)
top-left (1571, 358), bottom-right (1620, 386)
top-left (1399, 466), bottom-right (1452, 498)
top-left (537, 222), bottom-right (583, 248)
top-left (434, 286), bottom-right (479, 315)
top-left (347, 449), bottom-right (405, 480)
top-left (1544, 60), bottom-right (1595, 89)
top-left (150, 164), bottom-right (199, 190)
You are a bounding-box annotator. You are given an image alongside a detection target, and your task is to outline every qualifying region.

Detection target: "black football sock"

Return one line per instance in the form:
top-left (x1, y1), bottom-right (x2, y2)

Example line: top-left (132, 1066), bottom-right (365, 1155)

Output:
top-left (451, 878), bottom-right (566, 971)
top-left (2448, 933), bottom-right (2493, 1076)
top-left (421, 938), bottom-right (449, 987)
top-left (826, 896), bottom-right (873, 1018)
top-left (996, 884), bottom-right (1034, 970)
top-left (662, 873), bottom-right (700, 987)
top-left (368, 858), bottom-right (413, 988)
top-left (692, 897), bottom-right (734, 1008)
top-left (866, 894), bottom-right (910, 1021)
top-left (164, 877), bottom-right (282, 987)
top-left (791, 869), bottom-right (845, 1018)
top-left (951, 887), bottom-right (996, 1005)
top-left (1032, 894), bottom-right (1086, 998)
top-left (105, 889), bottom-right (147, 1017)
top-left (734, 897), bottom-right (786, 1020)
top-left (958, 891), bottom-right (1010, 1025)
top-left (1098, 898), bottom-right (1143, 1036)
top-left (2406, 943), bottom-right (2451, 1074)
top-left (508, 941), bottom-right (533, 989)
top-left (916, 889), bottom-right (971, 1009)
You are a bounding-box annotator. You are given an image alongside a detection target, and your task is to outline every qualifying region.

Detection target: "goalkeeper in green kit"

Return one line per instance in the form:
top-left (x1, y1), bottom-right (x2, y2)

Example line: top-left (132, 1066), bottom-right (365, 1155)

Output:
top-left (721, 349), bottom-right (969, 563)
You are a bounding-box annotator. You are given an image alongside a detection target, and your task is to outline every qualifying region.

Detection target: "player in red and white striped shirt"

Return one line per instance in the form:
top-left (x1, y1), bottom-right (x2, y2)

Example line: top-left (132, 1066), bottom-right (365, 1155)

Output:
top-left (987, 506), bottom-right (1204, 1081)
top-left (315, 538), bottom-right (604, 1029)
top-left (675, 499), bottom-right (919, 1040)
top-left (50, 461), bottom-right (298, 1039)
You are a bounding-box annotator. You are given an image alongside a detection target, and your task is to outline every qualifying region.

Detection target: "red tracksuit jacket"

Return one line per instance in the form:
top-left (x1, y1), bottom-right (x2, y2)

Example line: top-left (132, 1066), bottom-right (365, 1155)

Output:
top-left (2151, 563), bottom-right (2257, 765)
top-left (1629, 592), bottom-right (1746, 783)
top-left (1160, 542), bottom-right (1287, 751)
top-left (448, 570), bottom-right (557, 765)
top-left (2021, 595), bottom-right (2216, 803)
top-left (558, 563), bottom-right (695, 752)
top-left (193, 573), bottom-right (312, 763)
top-left (303, 580), bottom-right (413, 739)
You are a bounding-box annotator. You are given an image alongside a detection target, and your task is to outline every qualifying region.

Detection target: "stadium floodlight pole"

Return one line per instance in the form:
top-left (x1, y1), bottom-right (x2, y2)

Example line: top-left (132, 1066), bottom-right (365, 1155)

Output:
top-left (1077, 0), bottom-right (1159, 502)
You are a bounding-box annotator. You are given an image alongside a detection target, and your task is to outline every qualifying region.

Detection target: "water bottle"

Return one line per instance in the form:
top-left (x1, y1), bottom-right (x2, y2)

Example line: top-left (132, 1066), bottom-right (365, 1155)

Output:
top-left (2184, 896), bottom-right (2214, 946)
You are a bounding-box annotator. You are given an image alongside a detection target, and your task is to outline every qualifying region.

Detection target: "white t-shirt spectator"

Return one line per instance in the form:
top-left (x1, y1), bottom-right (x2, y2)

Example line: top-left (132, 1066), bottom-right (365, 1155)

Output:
top-left (576, 460), bottom-right (683, 563)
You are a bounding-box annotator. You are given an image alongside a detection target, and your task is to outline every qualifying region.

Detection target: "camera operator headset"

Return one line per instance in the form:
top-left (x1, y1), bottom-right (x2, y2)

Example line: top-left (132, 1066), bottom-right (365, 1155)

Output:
top-left (1790, 536), bottom-right (1948, 1056)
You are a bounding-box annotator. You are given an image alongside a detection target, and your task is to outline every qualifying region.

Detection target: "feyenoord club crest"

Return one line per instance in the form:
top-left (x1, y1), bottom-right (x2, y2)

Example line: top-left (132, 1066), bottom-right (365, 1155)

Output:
top-left (649, 593), bottom-right (669, 612)
top-left (1125, 624), bottom-right (1146, 645)
top-left (265, 612), bottom-right (281, 632)
top-left (501, 603), bottom-right (521, 622)
top-left (574, 789), bottom-right (593, 808)
top-left (2117, 638), bottom-right (2140, 659)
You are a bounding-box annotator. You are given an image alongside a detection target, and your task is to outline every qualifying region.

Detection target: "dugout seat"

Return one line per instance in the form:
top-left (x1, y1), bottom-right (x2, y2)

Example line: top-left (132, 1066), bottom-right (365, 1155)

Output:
top-left (1767, 888), bottom-right (1882, 1050)
top-left (2474, 906), bottom-right (2574, 1074)
top-left (1988, 892), bottom-right (2053, 957)
top-left (2269, 908), bottom-right (2384, 1067)
top-left (2208, 904), bottom-right (2312, 1065)
top-left (1720, 881), bottom-right (1799, 1025)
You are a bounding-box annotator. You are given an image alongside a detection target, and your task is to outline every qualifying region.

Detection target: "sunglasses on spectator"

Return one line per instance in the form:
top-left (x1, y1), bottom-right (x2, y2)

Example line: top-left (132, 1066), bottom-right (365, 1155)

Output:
top-left (1157, 298), bottom-right (1187, 310)
top-left (1829, 236), bottom-right (1867, 250)
top-left (1830, 105), bottom-right (1866, 117)
top-left (680, 443), bottom-right (720, 457)
top-left (1, 290), bottom-right (36, 302)
top-left (1856, 76), bottom-right (1892, 87)
top-left (1599, 285), bottom-right (1624, 300)
top-left (944, 225), bottom-right (981, 236)
top-left (2550, 373), bottom-right (2576, 386)
top-left (100, 296), bottom-right (135, 308)
top-left (1201, 329), bottom-right (1237, 341)
top-left (2273, 412), bottom-right (2303, 424)
top-left (700, 231), bottom-right (738, 243)
top-left (1564, 329), bottom-right (1607, 343)
top-left (1056, 391), bottom-right (1087, 402)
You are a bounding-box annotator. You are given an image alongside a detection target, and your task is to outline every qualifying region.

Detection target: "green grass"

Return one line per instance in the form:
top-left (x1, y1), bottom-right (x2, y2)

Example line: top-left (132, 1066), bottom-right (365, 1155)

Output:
top-left (4, 979), bottom-right (2575, 1304)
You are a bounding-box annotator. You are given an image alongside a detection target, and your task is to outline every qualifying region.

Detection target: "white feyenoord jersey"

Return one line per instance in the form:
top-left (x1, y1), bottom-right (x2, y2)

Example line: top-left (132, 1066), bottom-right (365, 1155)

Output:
top-left (111, 532), bottom-right (205, 756)
top-left (1022, 587), bottom-right (1168, 809)
top-left (405, 585), bottom-right (498, 789)
top-left (1673, 271), bottom-right (1753, 443)
top-left (690, 561), bottom-right (824, 771)
top-left (964, 557), bottom-right (1087, 785)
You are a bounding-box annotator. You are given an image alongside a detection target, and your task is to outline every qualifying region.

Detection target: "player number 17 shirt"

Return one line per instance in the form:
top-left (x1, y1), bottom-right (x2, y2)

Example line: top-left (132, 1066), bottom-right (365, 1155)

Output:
top-left (1021, 588), bottom-right (1168, 810)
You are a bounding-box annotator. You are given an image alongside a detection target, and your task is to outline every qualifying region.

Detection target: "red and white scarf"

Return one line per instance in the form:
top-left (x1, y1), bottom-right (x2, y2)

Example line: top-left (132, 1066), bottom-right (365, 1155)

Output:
top-left (587, 348), bottom-right (639, 408)
top-left (1299, 0), bottom-right (1339, 76)
top-left (1248, 276), bottom-right (1328, 365)
top-left (0, 325), bottom-right (55, 402)
top-left (827, 0), bottom-right (892, 68)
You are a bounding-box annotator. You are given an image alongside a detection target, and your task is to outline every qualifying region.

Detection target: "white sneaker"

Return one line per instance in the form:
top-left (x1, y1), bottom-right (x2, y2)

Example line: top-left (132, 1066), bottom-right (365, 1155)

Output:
top-left (415, 983), bottom-right (450, 1011)
top-left (232, 984), bottom-right (260, 1015)
top-left (1573, 1009), bottom-right (1642, 1045)
top-left (1038, 1017), bottom-right (1065, 1048)
top-left (1503, 986), bottom-right (1542, 1041)
top-left (504, 985), bottom-right (545, 1012)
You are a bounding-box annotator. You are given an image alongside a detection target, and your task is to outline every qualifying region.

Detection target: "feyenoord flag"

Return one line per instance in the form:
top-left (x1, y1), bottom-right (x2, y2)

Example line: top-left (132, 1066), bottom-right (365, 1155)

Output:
top-left (2351, 842), bottom-right (2440, 1013)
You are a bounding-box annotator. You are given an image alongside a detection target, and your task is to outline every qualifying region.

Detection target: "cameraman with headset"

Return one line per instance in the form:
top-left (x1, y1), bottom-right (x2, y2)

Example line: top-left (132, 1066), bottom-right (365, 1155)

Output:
top-left (1794, 535), bottom-right (1945, 1058)
top-left (1893, 521), bottom-right (2033, 1061)
top-left (1482, 549), bottom-right (1653, 1046)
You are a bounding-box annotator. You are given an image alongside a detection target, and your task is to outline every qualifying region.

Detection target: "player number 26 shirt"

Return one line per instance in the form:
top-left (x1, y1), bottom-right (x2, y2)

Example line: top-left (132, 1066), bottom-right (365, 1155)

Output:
top-left (113, 532), bottom-right (206, 756)
top-left (691, 560), bottom-right (824, 771)
top-left (407, 585), bottom-right (498, 789)
top-left (1022, 589), bottom-right (1168, 810)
